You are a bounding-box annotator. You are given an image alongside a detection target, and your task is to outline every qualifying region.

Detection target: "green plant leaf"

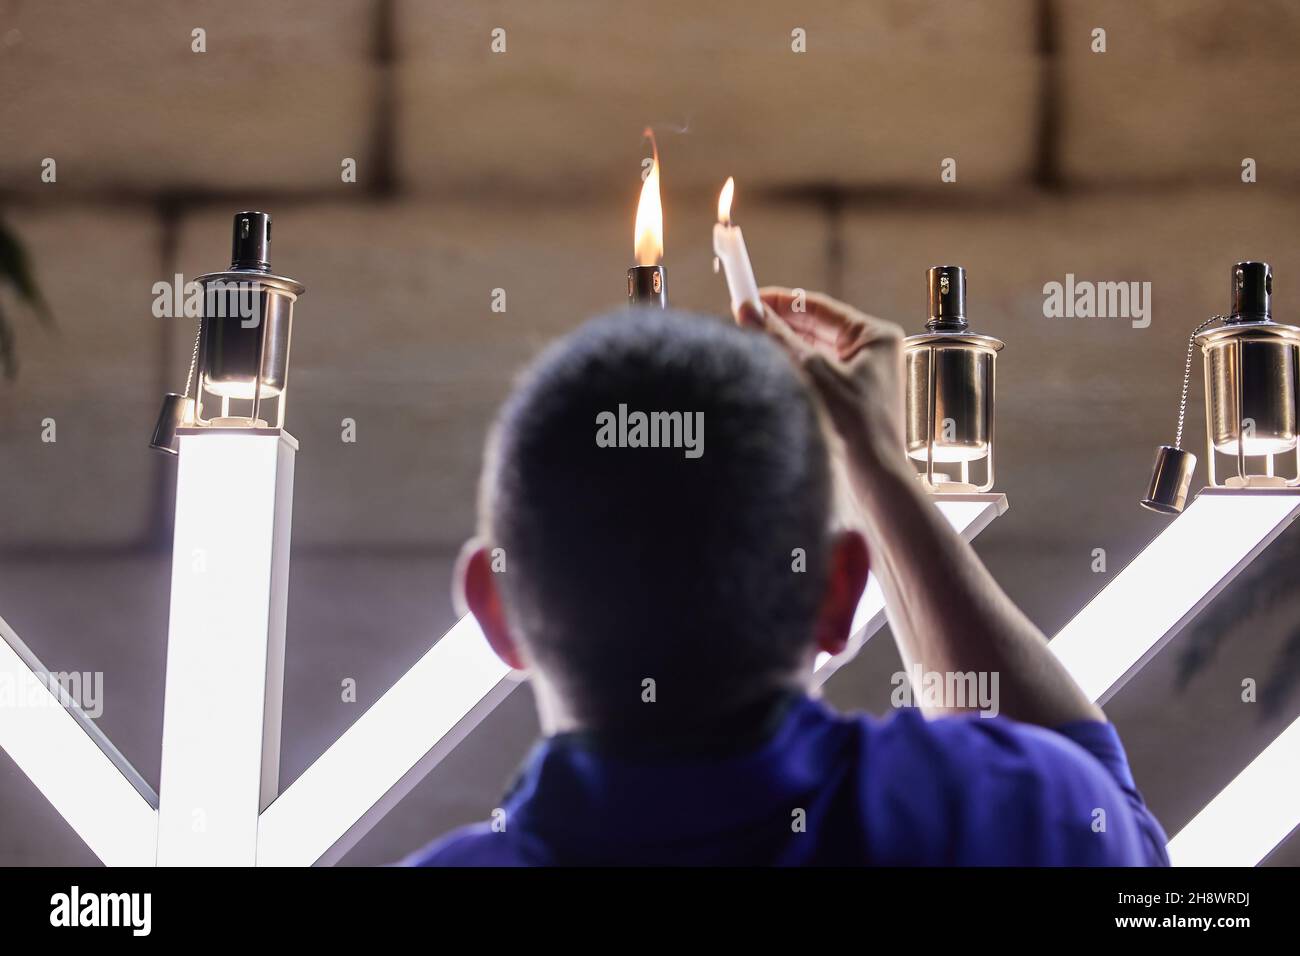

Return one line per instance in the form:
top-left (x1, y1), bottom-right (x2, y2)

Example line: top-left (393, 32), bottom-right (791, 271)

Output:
top-left (0, 218), bottom-right (55, 379)
top-left (0, 300), bottom-right (16, 379)
top-left (0, 219), bottom-right (53, 325)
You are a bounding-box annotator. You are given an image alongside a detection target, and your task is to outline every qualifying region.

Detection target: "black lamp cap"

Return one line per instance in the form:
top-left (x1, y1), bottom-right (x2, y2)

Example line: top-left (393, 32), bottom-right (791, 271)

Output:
top-left (1229, 261), bottom-right (1271, 323)
top-left (231, 211), bottom-right (273, 273)
top-left (926, 265), bottom-right (968, 331)
top-left (627, 265), bottom-right (667, 308)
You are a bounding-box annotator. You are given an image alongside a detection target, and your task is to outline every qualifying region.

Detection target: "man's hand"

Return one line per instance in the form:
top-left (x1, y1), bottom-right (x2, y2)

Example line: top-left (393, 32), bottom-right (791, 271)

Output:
top-left (736, 285), bottom-right (1107, 728)
top-left (736, 288), bottom-right (908, 479)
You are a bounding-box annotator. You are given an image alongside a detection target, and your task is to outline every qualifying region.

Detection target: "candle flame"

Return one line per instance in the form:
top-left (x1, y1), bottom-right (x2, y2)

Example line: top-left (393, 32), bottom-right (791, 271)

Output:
top-left (634, 129), bottom-right (663, 266)
top-left (717, 176), bottom-right (735, 225)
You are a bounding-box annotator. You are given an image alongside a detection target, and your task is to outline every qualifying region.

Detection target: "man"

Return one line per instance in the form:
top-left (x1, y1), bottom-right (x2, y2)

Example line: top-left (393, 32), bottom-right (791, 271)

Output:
top-left (405, 289), bottom-right (1169, 866)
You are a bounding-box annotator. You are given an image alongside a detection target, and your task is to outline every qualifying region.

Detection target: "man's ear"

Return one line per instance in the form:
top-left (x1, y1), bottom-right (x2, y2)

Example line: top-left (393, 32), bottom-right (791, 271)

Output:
top-left (455, 539), bottom-right (526, 671)
top-left (813, 530), bottom-right (871, 658)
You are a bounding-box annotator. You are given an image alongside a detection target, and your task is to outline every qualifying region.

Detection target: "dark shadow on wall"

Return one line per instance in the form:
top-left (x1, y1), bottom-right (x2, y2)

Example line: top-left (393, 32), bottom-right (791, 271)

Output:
top-left (1174, 525), bottom-right (1300, 720)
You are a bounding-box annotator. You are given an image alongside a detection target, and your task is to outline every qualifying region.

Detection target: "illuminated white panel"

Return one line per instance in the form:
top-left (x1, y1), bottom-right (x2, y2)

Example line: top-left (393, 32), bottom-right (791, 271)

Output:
top-left (1051, 493), bottom-right (1300, 704)
top-left (0, 613), bottom-right (157, 866)
top-left (813, 495), bottom-right (1007, 682)
top-left (157, 430), bottom-right (294, 866)
top-left (1168, 715), bottom-right (1300, 866)
top-left (257, 615), bottom-right (516, 866)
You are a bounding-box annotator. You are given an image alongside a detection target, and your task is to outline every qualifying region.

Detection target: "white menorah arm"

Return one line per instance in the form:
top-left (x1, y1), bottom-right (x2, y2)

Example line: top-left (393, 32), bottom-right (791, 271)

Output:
top-left (258, 493), bottom-right (1007, 866)
top-left (257, 616), bottom-right (519, 866)
top-left (1168, 713), bottom-right (1300, 866)
top-left (1047, 489), bottom-right (1300, 866)
top-left (1051, 490), bottom-right (1300, 704)
top-left (0, 612), bottom-right (158, 866)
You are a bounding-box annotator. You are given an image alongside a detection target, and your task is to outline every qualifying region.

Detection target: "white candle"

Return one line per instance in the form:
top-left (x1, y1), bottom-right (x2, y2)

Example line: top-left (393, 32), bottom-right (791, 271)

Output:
top-left (713, 177), bottom-right (762, 315)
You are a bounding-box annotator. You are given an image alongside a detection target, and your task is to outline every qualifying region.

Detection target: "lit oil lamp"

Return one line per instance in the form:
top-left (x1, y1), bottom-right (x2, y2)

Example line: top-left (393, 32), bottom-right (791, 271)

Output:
top-left (1143, 260), bottom-right (1300, 513)
top-left (628, 130), bottom-right (666, 308)
top-left (150, 211), bottom-right (304, 454)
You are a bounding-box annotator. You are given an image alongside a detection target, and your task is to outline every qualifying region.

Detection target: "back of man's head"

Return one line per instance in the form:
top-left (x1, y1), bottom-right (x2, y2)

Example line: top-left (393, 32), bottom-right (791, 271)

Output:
top-left (482, 309), bottom-right (833, 742)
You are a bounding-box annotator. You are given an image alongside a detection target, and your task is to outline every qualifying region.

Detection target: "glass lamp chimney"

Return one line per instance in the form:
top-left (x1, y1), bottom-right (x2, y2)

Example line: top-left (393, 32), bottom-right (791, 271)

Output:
top-left (193, 212), bottom-right (304, 427)
top-left (1196, 261), bottom-right (1299, 488)
top-left (903, 266), bottom-right (1004, 492)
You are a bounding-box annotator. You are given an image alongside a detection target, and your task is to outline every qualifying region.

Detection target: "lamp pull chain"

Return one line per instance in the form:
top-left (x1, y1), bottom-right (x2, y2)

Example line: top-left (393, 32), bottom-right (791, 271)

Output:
top-left (1174, 315), bottom-right (1224, 449)
top-left (182, 322), bottom-right (202, 399)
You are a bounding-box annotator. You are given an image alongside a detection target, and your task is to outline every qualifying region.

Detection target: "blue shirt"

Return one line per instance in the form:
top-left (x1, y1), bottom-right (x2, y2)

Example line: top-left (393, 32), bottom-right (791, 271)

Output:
top-left (404, 696), bottom-right (1170, 866)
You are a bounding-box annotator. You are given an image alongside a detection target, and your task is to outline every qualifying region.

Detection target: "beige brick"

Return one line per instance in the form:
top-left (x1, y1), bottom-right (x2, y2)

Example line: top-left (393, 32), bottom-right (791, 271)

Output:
top-left (176, 197), bottom-right (832, 546)
top-left (0, 1), bottom-right (378, 193)
top-left (1058, 0), bottom-right (1300, 58)
top-left (397, 0), bottom-right (1040, 194)
top-left (1057, 1), bottom-right (1300, 183)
